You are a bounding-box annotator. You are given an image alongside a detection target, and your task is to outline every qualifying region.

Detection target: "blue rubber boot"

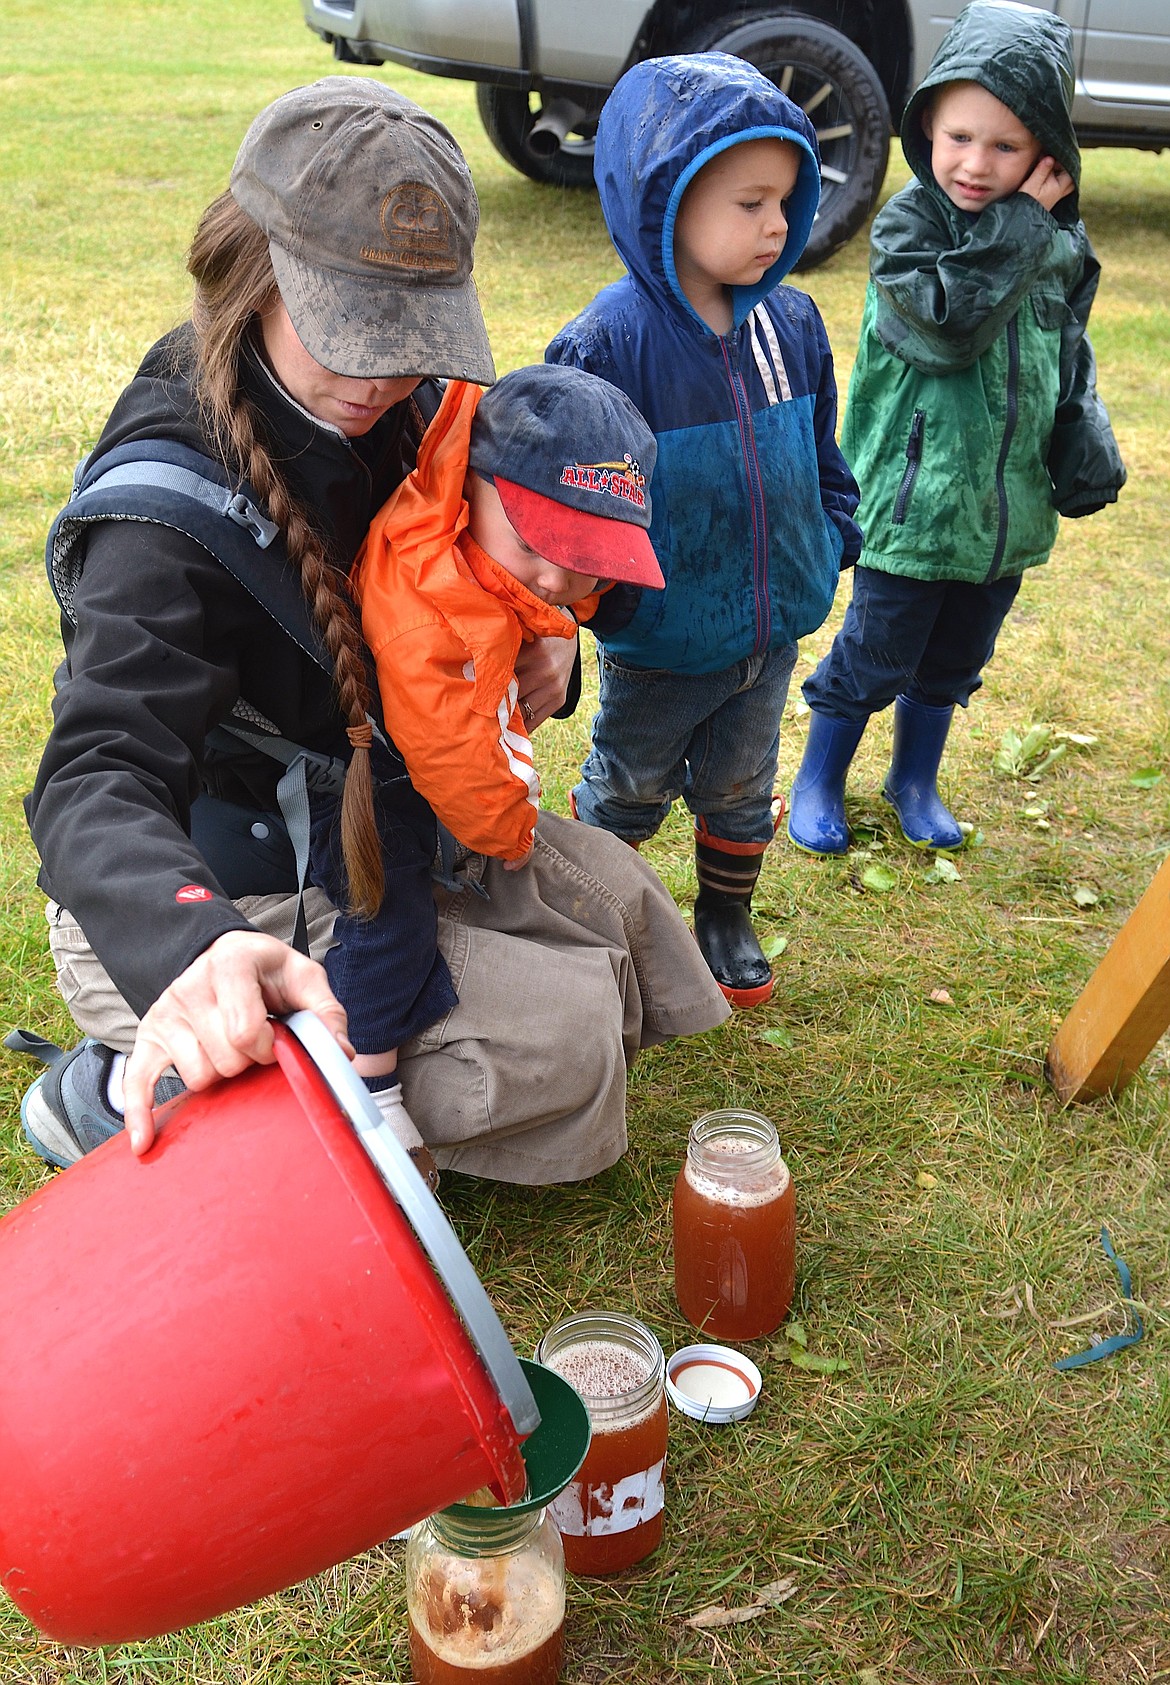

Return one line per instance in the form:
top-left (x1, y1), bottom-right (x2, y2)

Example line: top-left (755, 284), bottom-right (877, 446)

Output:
top-left (882, 695), bottom-right (964, 849)
top-left (786, 711), bottom-right (867, 857)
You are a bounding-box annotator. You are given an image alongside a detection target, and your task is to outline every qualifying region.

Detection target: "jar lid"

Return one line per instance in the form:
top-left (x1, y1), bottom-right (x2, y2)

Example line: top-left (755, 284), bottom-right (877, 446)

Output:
top-left (283, 1011), bottom-right (538, 1437)
top-left (665, 1344), bottom-right (762, 1424)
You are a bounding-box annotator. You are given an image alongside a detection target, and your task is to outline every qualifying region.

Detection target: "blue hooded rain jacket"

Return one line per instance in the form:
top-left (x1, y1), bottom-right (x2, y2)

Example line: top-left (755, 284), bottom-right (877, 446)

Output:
top-left (547, 52), bottom-right (860, 676)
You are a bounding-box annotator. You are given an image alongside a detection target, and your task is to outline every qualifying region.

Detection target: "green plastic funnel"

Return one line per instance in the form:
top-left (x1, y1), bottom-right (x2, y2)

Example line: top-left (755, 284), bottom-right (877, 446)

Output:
top-left (445, 1358), bottom-right (591, 1517)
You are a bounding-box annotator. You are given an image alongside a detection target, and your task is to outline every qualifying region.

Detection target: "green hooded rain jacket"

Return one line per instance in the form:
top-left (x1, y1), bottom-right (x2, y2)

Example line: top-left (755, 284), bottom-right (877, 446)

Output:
top-left (840, 0), bottom-right (1125, 586)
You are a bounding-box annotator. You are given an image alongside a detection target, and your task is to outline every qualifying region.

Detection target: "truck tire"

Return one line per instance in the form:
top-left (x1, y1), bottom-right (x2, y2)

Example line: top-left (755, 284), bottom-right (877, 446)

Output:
top-left (476, 84), bottom-right (597, 189)
top-left (679, 12), bottom-right (891, 270)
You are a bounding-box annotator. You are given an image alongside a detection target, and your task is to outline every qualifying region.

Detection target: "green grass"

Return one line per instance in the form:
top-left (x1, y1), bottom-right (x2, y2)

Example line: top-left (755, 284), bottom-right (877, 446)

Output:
top-left (2, 2), bottom-right (1169, 1681)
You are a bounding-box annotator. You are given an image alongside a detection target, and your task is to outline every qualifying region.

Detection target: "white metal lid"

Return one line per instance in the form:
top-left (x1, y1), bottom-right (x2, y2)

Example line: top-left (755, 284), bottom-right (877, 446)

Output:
top-left (666, 1343), bottom-right (763, 1424)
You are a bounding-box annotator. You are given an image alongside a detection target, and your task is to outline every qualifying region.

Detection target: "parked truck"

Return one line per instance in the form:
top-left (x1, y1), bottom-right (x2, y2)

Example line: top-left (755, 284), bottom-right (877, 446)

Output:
top-left (300, 2), bottom-right (1170, 268)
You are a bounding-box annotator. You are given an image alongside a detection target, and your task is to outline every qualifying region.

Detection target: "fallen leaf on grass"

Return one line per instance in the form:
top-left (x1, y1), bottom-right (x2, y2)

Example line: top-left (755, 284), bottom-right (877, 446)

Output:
top-left (1049, 1301), bottom-right (1119, 1329)
top-left (759, 1026), bottom-right (793, 1049)
top-left (684, 1577), bottom-right (798, 1628)
top-left (992, 723), bottom-right (1070, 781)
top-left (784, 1347), bottom-right (851, 1375)
top-left (980, 1282), bottom-right (1038, 1320)
top-left (858, 1670), bottom-right (882, 1685)
top-left (915, 1170), bottom-right (938, 1190)
top-left (1130, 767), bottom-right (1162, 789)
top-left (763, 935), bottom-right (789, 959)
top-left (927, 987), bottom-right (954, 1006)
top-left (1071, 885), bottom-right (1099, 908)
top-left (859, 862), bottom-right (897, 893)
top-left (1025, 746), bottom-right (1067, 781)
top-left (924, 856), bottom-right (961, 884)
top-left (685, 1604), bottom-right (767, 1630)
top-left (775, 1323), bottom-right (849, 1373)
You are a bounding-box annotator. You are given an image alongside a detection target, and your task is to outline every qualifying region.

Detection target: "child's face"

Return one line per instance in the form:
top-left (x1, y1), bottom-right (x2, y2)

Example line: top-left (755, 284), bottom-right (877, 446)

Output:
top-left (923, 82), bottom-right (1043, 213)
top-left (466, 475), bottom-right (600, 607)
top-left (673, 139), bottom-right (801, 310)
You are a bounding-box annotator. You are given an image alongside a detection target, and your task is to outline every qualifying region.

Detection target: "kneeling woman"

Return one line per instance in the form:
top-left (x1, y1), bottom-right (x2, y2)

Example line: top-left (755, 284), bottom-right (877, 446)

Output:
top-left (19, 78), bottom-right (728, 1182)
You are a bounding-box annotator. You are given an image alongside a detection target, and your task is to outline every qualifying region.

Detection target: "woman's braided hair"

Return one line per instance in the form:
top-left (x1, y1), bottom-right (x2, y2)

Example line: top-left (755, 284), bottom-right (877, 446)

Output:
top-left (186, 190), bottom-right (384, 917)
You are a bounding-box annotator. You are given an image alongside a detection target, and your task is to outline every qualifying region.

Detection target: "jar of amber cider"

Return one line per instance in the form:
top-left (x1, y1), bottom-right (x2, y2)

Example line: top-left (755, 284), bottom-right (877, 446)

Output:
top-left (406, 1503), bottom-right (565, 1685)
top-left (672, 1109), bottom-right (795, 1340)
top-left (534, 1313), bottom-right (668, 1577)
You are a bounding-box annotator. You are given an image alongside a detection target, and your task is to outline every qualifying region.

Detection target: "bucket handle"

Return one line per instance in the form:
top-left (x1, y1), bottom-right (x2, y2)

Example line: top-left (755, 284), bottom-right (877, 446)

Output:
top-left (277, 1012), bottom-right (539, 1438)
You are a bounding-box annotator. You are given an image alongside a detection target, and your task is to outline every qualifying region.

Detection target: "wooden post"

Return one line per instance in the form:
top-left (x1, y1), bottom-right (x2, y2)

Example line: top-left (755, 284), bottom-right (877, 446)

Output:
top-left (1046, 850), bottom-right (1170, 1102)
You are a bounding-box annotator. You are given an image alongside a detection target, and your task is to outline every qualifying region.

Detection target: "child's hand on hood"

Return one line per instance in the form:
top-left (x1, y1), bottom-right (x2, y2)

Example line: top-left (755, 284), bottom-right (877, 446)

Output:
top-left (1019, 156), bottom-right (1074, 213)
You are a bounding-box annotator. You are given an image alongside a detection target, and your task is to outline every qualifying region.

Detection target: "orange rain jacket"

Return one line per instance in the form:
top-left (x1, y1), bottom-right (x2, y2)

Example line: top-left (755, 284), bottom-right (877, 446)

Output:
top-left (353, 379), bottom-right (600, 863)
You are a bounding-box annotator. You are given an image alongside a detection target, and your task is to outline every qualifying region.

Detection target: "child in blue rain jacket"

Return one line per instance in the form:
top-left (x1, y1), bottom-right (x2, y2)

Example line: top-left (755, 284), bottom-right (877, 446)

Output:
top-left (547, 52), bottom-right (860, 1006)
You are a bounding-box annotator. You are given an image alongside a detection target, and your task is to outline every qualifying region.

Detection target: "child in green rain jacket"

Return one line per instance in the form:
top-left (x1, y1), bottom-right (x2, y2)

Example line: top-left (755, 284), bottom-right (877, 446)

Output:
top-left (787, 0), bottom-right (1125, 857)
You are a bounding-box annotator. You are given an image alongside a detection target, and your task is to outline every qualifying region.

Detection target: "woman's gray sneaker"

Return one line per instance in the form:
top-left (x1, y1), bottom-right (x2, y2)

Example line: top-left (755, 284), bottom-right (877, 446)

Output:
top-left (13, 1038), bottom-right (184, 1168)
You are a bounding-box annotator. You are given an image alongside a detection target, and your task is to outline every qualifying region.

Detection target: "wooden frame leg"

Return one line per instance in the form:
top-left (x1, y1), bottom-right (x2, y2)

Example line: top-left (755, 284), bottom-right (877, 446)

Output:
top-left (1046, 851), bottom-right (1170, 1102)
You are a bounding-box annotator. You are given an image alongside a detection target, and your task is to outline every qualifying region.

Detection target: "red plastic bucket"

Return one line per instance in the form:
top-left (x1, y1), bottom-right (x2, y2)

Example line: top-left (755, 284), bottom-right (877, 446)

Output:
top-left (0, 1013), bottom-right (535, 1646)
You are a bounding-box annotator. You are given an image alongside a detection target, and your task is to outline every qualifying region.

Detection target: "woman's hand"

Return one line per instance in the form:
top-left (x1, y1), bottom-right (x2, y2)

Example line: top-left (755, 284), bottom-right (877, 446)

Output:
top-left (1019, 156), bottom-right (1074, 212)
top-left (122, 930), bottom-right (351, 1155)
top-left (514, 623), bottom-right (578, 729)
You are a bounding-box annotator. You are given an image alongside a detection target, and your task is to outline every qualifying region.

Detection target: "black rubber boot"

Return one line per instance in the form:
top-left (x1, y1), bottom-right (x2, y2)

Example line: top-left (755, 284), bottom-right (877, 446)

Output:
top-left (693, 822), bottom-right (773, 1008)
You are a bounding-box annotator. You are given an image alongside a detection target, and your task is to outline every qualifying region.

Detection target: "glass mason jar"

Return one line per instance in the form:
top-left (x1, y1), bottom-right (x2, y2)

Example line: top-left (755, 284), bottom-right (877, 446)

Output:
top-left (672, 1109), bottom-right (795, 1340)
top-left (405, 1503), bottom-right (565, 1685)
top-left (534, 1312), bottom-right (668, 1577)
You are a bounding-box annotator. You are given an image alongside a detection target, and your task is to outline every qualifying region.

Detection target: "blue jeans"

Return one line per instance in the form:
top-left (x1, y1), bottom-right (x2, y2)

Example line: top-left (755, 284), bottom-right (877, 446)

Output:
top-left (574, 642), bottom-right (798, 846)
top-left (801, 567), bottom-right (1023, 724)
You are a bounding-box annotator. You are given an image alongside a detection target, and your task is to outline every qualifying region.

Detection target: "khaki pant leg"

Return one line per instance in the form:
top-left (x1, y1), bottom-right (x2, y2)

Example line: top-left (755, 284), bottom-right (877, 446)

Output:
top-left (441, 811), bottom-right (731, 1057)
top-left (396, 813), bottom-right (729, 1184)
top-left (398, 916), bottom-right (629, 1185)
top-left (44, 892), bottom-right (340, 1054)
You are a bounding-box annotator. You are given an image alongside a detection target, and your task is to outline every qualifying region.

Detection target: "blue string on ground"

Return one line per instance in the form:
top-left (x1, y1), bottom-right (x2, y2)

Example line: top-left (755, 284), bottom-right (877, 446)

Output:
top-left (1053, 1227), bottom-right (1144, 1371)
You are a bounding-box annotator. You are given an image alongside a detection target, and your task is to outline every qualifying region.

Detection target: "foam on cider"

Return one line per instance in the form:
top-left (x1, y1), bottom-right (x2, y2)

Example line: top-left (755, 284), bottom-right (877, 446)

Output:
top-left (683, 1136), bottom-right (790, 1210)
top-left (414, 1549), bottom-right (563, 1670)
top-left (543, 1339), bottom-right (658, 1432)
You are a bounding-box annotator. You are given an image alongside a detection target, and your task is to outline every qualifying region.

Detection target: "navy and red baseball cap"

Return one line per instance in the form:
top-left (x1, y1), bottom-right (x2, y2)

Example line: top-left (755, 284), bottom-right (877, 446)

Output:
top-left (468, 364), bottom-right (664, 588)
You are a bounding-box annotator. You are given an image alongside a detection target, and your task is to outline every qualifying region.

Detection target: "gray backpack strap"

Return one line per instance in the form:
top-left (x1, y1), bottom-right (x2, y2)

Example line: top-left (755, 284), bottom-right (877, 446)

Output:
top-left (431, 823), bottom-right (490, 901)
top-left (213, 710), bottom-right (413, 949)
top-left (215, 716), bottom-right (348, 796)
top-left (46, 440), bottom-right (329, 670)
top-left (276, 757), bottom-right (313, 954)
top-left (214, 714), bottom-right (348, 956)
top-left (68, 458), bottom-right (279, 548)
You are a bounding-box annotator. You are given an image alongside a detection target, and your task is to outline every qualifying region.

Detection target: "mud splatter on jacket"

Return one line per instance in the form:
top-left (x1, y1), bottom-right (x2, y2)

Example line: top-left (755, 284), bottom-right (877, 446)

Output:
top-left (546, 53), bottom-right (860, 675)
top-left (841, 1), bottom-right (1125, 586)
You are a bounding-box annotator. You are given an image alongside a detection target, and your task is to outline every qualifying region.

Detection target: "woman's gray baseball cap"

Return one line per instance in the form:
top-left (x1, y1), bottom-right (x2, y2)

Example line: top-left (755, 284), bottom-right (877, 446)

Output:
top-left (230, 77), bottom-right (495, 384)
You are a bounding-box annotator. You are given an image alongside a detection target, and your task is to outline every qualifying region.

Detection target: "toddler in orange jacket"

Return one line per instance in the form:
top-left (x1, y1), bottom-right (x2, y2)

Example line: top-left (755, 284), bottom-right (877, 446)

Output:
top-left (356, 363), bottom-right (662, 870)
top-left (309, 363), bottom-right (663, 1175)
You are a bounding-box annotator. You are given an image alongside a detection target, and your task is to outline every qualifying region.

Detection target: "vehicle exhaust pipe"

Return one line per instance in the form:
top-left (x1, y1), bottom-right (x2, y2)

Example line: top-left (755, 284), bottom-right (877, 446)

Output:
top-left (526, 97), bottom-right (588, 158)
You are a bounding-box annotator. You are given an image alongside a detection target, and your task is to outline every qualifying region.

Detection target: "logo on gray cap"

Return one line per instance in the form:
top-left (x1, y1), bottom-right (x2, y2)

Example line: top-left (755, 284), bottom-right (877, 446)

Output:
top-left (363, 183), bottom-right (459, 276)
